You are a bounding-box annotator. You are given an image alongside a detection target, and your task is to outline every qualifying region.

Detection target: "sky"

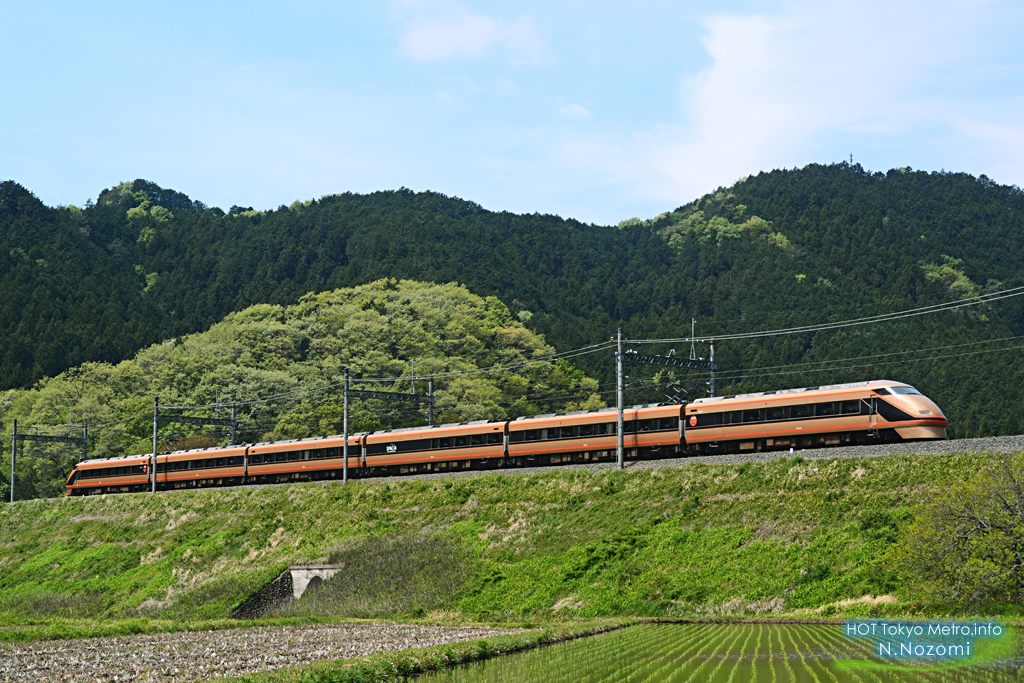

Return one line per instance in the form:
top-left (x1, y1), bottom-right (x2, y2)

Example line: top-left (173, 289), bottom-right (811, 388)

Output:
top-left (2, 1), bottom-right (1023, 225)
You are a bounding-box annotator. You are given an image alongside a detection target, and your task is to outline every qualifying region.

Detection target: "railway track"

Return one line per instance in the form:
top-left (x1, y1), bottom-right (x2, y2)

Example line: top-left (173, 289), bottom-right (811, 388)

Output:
top-left (341, 434), bottom-right (1022, 485)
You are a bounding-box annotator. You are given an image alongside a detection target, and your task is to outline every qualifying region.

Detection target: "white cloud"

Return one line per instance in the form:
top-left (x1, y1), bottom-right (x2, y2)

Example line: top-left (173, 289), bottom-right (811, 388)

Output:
top-left (550, 0), bottom-right (1024, 211)
top-left (395, 2), bottom-right (544, 63)
top-left (558, 103), bottom-right (590, 120)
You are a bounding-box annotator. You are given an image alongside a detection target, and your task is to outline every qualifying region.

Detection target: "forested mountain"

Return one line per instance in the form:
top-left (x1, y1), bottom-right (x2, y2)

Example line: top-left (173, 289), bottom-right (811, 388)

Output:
top-left (2, 163), bottom-right (1024, 446)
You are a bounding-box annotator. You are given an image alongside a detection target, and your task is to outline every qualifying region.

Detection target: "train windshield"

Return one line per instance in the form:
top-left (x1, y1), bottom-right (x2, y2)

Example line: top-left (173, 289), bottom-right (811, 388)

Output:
top-left (891, 387), bottom-right (922, 395)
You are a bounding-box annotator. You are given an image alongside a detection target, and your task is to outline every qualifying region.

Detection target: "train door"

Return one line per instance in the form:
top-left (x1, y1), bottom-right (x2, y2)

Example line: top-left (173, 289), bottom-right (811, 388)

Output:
top-left (869, 396), bottom-right (880, 430)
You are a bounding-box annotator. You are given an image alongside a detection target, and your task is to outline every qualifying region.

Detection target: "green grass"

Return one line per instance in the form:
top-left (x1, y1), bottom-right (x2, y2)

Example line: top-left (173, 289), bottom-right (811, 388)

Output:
top-left (0, 452), bottom-right (1017, 634)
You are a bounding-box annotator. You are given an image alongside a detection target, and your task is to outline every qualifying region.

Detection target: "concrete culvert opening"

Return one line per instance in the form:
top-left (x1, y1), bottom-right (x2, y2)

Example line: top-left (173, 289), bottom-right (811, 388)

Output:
top-left (305, 576), bottom-right (324, 593)
top-left (266, 534), bottom-right (479, 619)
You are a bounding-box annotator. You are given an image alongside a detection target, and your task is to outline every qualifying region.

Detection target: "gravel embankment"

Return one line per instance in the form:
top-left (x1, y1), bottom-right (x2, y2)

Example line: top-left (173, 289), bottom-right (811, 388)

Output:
top-left (0, 623), bottom-right (521, 682)
top-left (350, 435), bottom-right (1024, 484)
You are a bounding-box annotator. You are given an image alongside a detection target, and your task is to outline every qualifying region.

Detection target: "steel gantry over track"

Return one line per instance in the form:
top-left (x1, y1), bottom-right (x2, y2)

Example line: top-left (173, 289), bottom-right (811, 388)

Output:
top-left (150, 398), bottom-right (238, 494)
top-left (614, 329), bottom-right (718, 470)
top-left (8, 419), bottom-right (89, 503)
top-left (339, 369), bottom-right (436, 483)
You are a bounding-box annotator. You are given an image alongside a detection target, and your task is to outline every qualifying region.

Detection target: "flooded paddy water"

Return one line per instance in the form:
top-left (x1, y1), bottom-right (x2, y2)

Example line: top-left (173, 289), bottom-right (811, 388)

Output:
top-left (420, 623), bottom-right (1024, 682)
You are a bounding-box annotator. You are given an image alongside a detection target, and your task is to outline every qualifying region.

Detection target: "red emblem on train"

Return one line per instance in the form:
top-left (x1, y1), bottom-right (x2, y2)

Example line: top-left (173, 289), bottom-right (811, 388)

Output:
top-left (689, 415), bottom-right (697, 426)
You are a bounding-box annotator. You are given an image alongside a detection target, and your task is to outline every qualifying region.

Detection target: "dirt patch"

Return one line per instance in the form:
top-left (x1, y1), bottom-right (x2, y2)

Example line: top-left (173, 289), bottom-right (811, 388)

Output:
top-left (0, 623), bottom-right (523, 682)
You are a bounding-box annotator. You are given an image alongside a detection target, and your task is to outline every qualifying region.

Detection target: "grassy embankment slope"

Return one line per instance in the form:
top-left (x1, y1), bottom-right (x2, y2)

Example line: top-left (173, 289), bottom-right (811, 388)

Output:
top-left (0, 450), bottom-right (1010, 641)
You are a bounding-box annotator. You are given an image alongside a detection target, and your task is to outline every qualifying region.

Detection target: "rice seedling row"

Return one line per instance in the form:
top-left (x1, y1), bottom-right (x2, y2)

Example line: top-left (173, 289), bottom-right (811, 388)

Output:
top-left (420, 624), bottom-right (1023, 683)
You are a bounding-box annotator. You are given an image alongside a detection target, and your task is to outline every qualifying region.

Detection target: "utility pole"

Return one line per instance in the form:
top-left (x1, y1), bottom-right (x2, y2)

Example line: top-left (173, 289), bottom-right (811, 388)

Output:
top-left (428, 377), bottom-right (434, 427)
top-left (152, 397), bottom-right (159, 494)
top-left (709, 340), bottom-right (716, 398)
top-left (10, 419), bottom-right (16, 503)
top-left (343, 370), bottom-right (349, 484)
top-left (617, 328), bottom-right (624, 470)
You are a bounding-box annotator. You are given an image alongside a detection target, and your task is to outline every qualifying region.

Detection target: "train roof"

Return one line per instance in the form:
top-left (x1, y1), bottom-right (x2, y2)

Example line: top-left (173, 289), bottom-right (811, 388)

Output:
top-left (512, 403), bottom-right (669, 422)
top-left (365, 419), bottom-right (501, 437)
top-left (250, 432), bottom-right (370, 448)
top-left (75, 442), bottom-right (248, 466)
top-left (689, 379), bottom-right (908, 405)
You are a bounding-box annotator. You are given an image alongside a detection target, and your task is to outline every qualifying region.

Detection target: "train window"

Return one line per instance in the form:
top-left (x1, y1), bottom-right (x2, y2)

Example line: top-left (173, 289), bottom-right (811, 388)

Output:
top-left (743, 409), bottom-right (763, 423)
top-left (637, 420), bottom-right (652, 432)
top-left (841, 400), bottom-right (861, 414)
top-left (815, 403), bottom-right (835, 417)
top-left (767, 407), bottom-right (787, 421)
top-left (455, 436), bottom-right (467, 447)
top-left (694, 413), bottom-right (721, 427)
top-left (891, 387), bottom-right (921, 395)
top-left (791, 405), bottom-right (811, 419)
top-left (471, 435), bottom-right (483, 445)
top-left (873, 387), bottom-right (892, 396)
top-left (276, 453), bottom-right (286, 463)
top-left (440, 437), bottom-right (452, 448)
top-left (661, 417), bottom-right (679, 430)
top-left (561, 426), bottom-right (577, 438)
top-left (215, 458), bottom-right (225, 467)
top-left (509, 432), bottom-right (524, 443)
top-left (541, 428), bottom-right (555, 440)
top-left (251, 454), bottom-right (262, 464)
top-left (525, 430), bottom-right (539, 441)
top-left (580, 425), bottom-right (593, 437)
top-left (487, 433), bottom-right (501, 444)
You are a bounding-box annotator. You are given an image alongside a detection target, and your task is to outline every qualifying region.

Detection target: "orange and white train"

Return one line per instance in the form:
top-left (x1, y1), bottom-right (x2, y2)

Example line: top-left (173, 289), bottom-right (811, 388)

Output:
top-left (64, 379), bottom-right (946, 495)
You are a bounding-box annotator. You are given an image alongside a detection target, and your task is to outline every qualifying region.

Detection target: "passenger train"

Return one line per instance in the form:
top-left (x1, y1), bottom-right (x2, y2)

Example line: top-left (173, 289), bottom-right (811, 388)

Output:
top-left (64, 379), bottom-right (947, 495)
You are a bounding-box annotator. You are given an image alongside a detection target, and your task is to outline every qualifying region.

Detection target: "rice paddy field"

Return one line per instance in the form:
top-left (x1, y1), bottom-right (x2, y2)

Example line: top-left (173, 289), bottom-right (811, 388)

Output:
top-left (420, 624), bottom-right (1024, 683)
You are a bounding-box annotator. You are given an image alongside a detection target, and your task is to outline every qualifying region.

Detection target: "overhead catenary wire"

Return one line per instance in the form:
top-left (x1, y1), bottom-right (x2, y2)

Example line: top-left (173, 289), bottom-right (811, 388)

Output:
top-left (12, 284), bottom-right (1024, 444)
top-left (630, 285), bottom-right (1024, 344)
top-left (710, 339), bottom-right (1024, 385)
top-left (711, 334), bottom-right (1024, 379)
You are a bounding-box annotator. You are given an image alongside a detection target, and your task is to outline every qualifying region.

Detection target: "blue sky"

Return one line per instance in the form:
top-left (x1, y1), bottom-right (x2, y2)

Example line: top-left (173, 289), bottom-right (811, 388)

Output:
top-left (3, 1), bottom-right (1023, 224)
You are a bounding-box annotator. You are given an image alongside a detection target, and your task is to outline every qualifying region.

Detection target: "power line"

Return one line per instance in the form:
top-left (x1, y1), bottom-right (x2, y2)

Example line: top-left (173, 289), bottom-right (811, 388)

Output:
top-left (717, 340), bottom-right (1024, 384)
top-left (712, 334), bottom-right (1024, 379)
top-left (630, 286), bottom-right (1024, 344)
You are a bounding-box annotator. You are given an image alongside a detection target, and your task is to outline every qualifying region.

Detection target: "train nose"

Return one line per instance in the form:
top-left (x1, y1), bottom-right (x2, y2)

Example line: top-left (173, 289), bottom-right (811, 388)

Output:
top-left (910, 396), bottom-right (945, 418)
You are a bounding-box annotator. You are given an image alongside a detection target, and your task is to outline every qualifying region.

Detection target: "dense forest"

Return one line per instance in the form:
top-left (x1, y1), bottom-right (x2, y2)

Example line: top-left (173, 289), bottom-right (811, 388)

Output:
top-left (2, 163), bottom-right (1024, 476)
